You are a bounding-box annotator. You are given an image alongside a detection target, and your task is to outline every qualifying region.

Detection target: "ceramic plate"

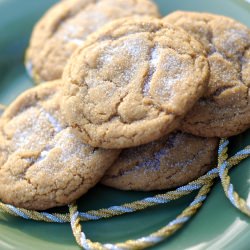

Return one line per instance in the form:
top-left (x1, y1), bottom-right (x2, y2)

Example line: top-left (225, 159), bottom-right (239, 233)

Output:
top-left (0, 0), bottom-right (249, 249)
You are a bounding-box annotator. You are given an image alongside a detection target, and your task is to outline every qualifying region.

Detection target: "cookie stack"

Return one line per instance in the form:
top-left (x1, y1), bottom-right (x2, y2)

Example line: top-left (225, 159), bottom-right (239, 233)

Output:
top-left (0, 0), bottom-right (249, 210)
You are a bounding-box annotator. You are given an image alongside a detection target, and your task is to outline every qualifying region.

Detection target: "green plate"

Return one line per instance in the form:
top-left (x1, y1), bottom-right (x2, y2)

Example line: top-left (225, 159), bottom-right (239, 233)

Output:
top-left (0, 0), bottom-right (249, 249)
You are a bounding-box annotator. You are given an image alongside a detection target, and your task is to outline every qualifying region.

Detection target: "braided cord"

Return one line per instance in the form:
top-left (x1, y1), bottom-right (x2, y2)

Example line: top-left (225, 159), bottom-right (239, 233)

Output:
top-left (0, 176), bottom-right (211, 222)
top-left (218, 139), bottom-right (250, 216)
top-left (69, 181), bottom-right (213, 250)
top-left (67, 138), bottom-right (249, 250)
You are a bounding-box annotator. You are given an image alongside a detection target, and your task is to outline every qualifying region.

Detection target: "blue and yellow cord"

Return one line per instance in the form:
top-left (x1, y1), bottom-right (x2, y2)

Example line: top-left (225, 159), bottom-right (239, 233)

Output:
top-left (0, 104), bottom-right (249, 249)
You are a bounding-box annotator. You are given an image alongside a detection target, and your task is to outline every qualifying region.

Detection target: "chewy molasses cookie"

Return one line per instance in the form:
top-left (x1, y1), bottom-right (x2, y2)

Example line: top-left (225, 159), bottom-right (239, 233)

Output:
top-left (62, 17), bottom-right (209, 149)
top-left (25, 0), bottom-right (160, 83)
top-left (164, 11), bottom-right (250, 137)
top-left (102, 132), bottom-right (219, 191)
top-left (0, 81), bottom-right (119, 210)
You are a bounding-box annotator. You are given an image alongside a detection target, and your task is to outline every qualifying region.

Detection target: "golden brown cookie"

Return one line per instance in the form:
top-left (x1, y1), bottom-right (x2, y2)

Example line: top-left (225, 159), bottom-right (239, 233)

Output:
top-left (102, 132), bottom-right (219, 191)
top-left (62, 17), bottom-right (209, 149)
top-left (164, 11), bottom-right (250, 137)
top-left (0, 81), bottom-right (120, 210)
top-left (25, 0), bottom-right (160, 83)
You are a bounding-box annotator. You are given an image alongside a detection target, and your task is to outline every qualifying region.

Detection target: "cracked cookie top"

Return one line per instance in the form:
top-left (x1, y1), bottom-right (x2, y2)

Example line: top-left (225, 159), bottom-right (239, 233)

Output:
top-left (25, 0), bottom-right (160, 83)
top-left (62, 17), bottom-right (209, 149)
top-left (102, 132), bottom-right (219, 191)
top-left (0, 81), bottom-right (120, 210)
top-left (164, 11), bottom-right (250, 137)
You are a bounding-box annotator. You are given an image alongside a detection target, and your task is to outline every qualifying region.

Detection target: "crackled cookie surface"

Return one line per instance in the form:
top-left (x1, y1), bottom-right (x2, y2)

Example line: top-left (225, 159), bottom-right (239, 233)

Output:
top-left (26, 0), bottom-right (160, 83)
top-left (62, 17), bottom-right (209, 149)
top-left (164, 12), bottom-right (250, 137)
top-left (102, 132), bottom-right (219, 191)
top-left (0, 81), bottom-right (119, 210)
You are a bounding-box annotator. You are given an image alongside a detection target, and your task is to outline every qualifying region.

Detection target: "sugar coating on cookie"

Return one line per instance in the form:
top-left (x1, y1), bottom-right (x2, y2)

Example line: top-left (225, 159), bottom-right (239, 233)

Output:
top-left (164, 11), bottom-right (250, 137)
top-left (102, 132), bottom-right (218, 191)
top-left (25, 0), bottom-right (160, 83)
top-left (0, 81), bottom-right (119, 210)
top-left (62, 17), bottom-right (209, 149)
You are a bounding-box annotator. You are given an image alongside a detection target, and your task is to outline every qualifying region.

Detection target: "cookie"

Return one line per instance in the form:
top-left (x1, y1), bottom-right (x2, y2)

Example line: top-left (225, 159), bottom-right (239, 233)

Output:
top-left (0, 81), bottom-right (120, 210)
top-left (25, 0), bottom-right (160, 83)
top-left (62, 17), bottom-right (209, 149)
top-left (102, 132), bottom-right (219, 191)
top-left (164, 11), bottom-right (250, 137)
